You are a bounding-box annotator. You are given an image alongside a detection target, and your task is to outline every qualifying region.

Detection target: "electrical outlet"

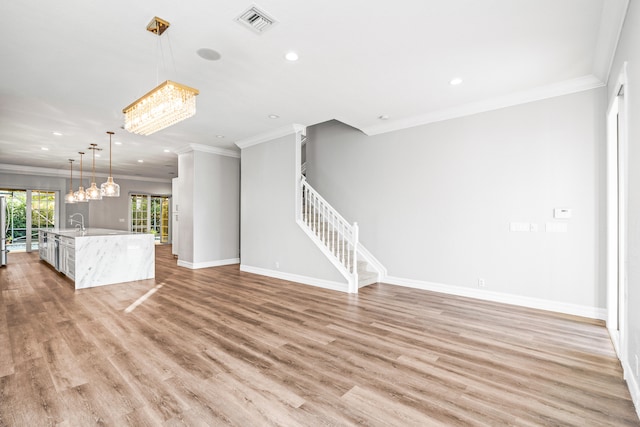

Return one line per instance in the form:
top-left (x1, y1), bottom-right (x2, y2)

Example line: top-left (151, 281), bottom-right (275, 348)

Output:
top-left (635, 354), bottom-right (638, 376)
top-left (275, 261), bottom-right (280, 269)
top-left (478, 279), bottom-right (486, 288)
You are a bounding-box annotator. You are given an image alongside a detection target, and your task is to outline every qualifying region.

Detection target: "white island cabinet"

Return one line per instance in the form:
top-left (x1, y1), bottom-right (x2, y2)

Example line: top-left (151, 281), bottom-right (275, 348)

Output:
top-left (39, 229), bottom-right (155, 289)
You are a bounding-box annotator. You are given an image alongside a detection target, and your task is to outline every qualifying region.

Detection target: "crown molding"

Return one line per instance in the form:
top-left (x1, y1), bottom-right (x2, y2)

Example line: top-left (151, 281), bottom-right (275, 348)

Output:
top-left (360, 75), bottom-right (605, 136)
top-left (174, 143), bottom-right (240, 158)
top-left (0, 163), bottom-right (68, 178)
top-left (592, 0), bottom-right (629, 83)
top-left (235, 124), bottom-right (306, 150)
top-left (0, 163), bottom-right (172, 183)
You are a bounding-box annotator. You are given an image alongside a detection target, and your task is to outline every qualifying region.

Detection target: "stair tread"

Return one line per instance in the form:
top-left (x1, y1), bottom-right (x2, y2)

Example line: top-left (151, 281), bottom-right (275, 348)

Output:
top-left (358, 271), bottom-right (377, 279)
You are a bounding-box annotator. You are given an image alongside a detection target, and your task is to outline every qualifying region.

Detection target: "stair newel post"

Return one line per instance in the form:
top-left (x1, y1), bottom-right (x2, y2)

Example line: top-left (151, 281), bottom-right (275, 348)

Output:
top-left (352, 222), bottom-right (359, 293)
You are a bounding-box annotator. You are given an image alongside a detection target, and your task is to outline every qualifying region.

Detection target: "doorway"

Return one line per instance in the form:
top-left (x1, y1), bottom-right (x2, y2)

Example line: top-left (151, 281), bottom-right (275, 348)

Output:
top-left (606, 65), bottom-right (628, 360)
top-left (0, 189), bottom-right (57, 252)
top-left (130, 194), bottom-right (171, 244)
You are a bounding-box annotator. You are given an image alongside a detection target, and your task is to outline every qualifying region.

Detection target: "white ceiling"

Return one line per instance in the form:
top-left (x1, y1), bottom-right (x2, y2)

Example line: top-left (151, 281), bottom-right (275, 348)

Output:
top-left (0, 0), bottom-right (628, 180)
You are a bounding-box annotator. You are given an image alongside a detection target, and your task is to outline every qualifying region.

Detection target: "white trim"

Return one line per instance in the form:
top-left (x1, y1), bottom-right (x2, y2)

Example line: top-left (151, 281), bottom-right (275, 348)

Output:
top-left (177, 258), bottom-right (240, 269)
top-left (240, 264), bottom-right (348, 293)
top-left (622, 357), bottom-right (640, 421)
top-left (606, 62), bottom-right (630, 368)
top-left (384, 275), bottom-right (606, 320)
top-left (361, 75), bottom-right (604, 136)
top-left (235, 124), bottom-right (306, 149)
top-left (0, 163), bottom-right (172, 183)
top-left (174, 143), bottom-right (240, 158)
top-left (592, 0), bottom-right (630, 83)
top-left (0, 163), bottom-right (68, 177)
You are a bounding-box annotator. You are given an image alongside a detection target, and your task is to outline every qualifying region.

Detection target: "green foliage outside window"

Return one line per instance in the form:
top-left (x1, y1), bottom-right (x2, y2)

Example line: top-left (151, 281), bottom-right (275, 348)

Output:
top-left (1, 190), bottom-right (55, 245)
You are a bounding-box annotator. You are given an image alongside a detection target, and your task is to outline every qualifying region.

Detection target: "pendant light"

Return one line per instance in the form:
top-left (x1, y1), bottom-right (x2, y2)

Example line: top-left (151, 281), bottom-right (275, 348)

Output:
top-left (74, 152), bottom-right (88, 203)
top-left (86, 143), bottom-right (103, 200)
top-left (100, 131), bottom-right (120, 197)
top-left (122, 17), bottom-right (199, 135)
top-left (64, 159), bottom-right (77, 204)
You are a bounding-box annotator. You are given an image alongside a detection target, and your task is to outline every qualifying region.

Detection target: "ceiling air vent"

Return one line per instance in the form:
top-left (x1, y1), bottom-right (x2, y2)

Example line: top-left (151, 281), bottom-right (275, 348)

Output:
top-left (236, 6), bottom-right (276, 33)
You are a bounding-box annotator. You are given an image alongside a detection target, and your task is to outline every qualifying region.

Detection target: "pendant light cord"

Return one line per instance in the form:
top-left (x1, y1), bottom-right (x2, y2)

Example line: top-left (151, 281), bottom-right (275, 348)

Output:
top-left (107, 131), bottom-right (114, 177)
top-left (79, 152), bottom-right (84, 187)
top-left (92, 145), bottom-right (96, 182)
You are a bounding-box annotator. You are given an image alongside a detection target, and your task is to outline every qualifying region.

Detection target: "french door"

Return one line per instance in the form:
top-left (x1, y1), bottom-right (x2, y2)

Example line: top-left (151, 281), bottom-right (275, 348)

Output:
top-left (1, 189), bottom-right (57, 252)
top-left (130, 194), bottom-right (170, 243)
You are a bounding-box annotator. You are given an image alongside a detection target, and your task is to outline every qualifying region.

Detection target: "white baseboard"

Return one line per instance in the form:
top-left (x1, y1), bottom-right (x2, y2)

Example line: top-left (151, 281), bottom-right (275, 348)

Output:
top-left (177, 258), bottom-right (240, 269)
top-left (384, 275), bottom-right (606, 320)
top-left (622, 358), bottom-right (640, 420)
top-left (240, 265), bottom-right (348, 292)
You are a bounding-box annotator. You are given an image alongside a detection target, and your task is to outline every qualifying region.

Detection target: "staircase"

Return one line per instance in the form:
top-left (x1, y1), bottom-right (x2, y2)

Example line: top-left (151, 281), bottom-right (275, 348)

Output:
top-left (357, 260), bottom-right (379, 288)
top-left (298, 175), bottom-right (381, 293)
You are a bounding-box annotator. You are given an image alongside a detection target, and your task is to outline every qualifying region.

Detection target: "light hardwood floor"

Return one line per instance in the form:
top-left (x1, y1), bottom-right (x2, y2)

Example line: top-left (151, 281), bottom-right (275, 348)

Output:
top-left (0, 245), bottom-right (638, 426)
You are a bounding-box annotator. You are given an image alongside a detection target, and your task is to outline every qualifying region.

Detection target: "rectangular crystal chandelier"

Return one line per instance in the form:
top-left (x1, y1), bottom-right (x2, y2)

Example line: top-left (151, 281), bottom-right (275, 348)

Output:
top-left (123, 80), bottom-right (199, 136)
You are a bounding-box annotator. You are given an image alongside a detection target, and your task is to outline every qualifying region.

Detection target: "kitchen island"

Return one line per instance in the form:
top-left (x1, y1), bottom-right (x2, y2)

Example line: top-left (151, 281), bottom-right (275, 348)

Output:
top-left (39, 228), bottom-right (155, 289)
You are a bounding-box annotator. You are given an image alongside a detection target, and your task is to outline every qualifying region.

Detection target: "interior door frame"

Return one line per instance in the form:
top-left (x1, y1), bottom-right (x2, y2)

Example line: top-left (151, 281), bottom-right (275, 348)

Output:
top-left (606, 62), bottom-right (628, 361)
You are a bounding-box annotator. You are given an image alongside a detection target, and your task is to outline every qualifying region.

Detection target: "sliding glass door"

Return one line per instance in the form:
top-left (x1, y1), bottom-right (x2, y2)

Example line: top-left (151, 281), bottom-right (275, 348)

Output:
top-left (1, 189), bottom-right (57, 252)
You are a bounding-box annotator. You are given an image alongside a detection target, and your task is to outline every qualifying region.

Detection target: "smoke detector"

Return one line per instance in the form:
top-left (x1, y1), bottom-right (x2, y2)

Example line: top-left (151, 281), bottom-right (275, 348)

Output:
top-left (236, 6), bottom-right (277, 34)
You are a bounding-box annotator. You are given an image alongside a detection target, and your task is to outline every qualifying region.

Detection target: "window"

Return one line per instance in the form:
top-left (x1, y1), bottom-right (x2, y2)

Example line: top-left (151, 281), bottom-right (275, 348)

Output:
top-left (1, 189), bottom-right (56, 252)
top-left (130, 194), bottom-right (170, 243)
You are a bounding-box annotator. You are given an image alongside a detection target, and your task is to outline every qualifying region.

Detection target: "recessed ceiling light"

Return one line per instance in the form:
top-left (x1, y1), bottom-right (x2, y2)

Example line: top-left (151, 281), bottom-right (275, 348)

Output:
top-left (114, 141), bottom-right (122, 145)
top-left (137, 159), bottom-right (144, 163)
top-left (52, 132), bottom-right (63, 136)
top-left (378, 115), bottom-right (389, 120)
top-left (216, 135), bottom-right (225, 138)
top-left (95, 154), bottom-right (101, 158)
top-left (285, 51), bottom-right (299, 61)
top-left (41, 147), bottom-right (49, 151)
top-left (449, 78), bottom-right (463, 86)
top-left (163, 149), bottom-right (170, 153)
top-left (268, 114), bottom-right (279, 119)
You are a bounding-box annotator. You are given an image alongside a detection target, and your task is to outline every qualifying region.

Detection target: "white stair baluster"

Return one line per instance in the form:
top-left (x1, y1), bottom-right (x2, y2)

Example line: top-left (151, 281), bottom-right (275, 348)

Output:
top-left (298, 174), bottom-right (363, 293)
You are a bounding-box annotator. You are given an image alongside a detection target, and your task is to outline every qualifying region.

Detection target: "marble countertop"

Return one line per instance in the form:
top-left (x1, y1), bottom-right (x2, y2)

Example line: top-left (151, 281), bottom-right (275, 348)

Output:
top-left (43, 228), bottom-right (137, 238)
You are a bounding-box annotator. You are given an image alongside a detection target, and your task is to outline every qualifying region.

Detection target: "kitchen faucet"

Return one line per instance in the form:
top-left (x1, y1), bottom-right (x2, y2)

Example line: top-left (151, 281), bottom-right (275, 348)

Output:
top-left (69, 213), bottom-right (85, 231)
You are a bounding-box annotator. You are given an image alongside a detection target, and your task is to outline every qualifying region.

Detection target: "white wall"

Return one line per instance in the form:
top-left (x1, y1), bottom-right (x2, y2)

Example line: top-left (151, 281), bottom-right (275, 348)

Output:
top-left (240, 132), bottom-right (346, 288)
top-left (178, 151), bottom-right (195, 263)
top-left (177, 148), bottom-right (240, 268)
top-left (608, 0), bottom-right (640, 410)
top-left (306, 88), bottom-right (605, 313)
